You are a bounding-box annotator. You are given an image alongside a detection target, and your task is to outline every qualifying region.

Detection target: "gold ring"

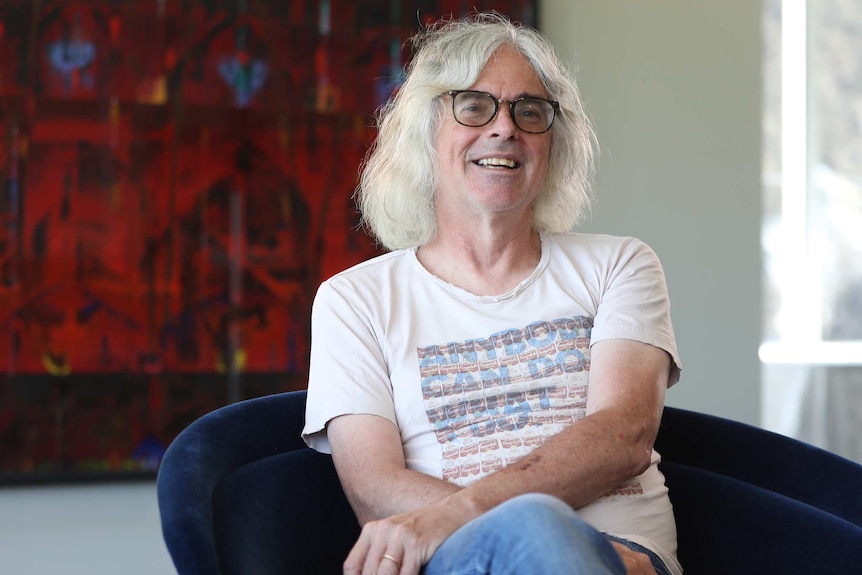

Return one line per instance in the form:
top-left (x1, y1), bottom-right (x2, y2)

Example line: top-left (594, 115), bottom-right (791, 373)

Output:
top-left (382, 553), bottom-right (401, 566)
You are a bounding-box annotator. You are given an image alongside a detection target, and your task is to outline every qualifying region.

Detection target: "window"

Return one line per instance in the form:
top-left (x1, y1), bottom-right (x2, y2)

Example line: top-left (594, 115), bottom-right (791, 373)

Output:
top-left (761, 0), bottom-right (862, 459)
top-left (761, 0), bottom-right (862, 359)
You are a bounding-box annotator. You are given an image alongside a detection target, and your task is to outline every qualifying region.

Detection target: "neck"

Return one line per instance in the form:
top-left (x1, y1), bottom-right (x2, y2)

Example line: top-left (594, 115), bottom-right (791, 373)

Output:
top-left (417, 225), bottom-right (542, 297)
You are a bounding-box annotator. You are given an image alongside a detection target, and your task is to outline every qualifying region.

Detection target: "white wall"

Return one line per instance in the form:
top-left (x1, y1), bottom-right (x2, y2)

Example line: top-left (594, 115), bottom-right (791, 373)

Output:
top-left (2, 3), bottom-right (764, 574)
top-left (542, 0), bottom-right (763, 425)
top-left (0, 482), bottom-right (173, 575)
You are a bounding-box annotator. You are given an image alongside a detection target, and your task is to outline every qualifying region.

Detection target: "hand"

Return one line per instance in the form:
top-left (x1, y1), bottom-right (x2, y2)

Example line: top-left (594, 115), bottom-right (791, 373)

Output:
top-left (610, 542), bottom-right (658, 575)
top-left (342, 500), bottom-right (472, 575)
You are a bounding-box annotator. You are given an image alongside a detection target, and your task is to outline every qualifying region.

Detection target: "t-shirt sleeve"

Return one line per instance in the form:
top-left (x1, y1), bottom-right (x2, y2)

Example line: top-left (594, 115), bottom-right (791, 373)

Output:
top-left (301, 278), bottom-right (397, 453)
top-left (589, 238), bottom-right (682, 387)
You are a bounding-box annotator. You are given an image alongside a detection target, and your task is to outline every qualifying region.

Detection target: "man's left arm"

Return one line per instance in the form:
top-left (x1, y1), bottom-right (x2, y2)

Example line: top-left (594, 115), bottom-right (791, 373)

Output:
top-left (447, 337), bottom-right (670, 512)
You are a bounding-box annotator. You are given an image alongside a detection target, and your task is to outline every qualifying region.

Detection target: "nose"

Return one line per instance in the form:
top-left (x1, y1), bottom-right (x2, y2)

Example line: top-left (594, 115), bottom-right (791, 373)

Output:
top-left (486, 101), bottom-right (519, 138)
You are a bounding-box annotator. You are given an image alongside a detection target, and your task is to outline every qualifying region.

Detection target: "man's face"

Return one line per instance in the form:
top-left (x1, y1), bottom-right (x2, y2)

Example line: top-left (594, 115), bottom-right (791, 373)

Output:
top-left (433, 47), bottom-right (552, 225)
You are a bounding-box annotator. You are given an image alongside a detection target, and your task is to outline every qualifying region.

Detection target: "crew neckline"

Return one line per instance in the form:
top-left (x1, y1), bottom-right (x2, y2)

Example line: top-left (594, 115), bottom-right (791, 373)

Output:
top-left (411, 233), bottom-right (550, 303)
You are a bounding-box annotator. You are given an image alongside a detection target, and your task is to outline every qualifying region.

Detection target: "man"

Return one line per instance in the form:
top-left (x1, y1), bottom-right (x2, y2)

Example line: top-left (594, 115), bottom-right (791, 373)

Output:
top-left (303, 13), bottom-right (682, 575)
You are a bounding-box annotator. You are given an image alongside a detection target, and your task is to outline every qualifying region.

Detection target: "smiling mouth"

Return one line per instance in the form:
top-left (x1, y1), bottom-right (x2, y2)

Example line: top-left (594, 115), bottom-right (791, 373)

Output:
top-left (475, 158), bottom-right (519, 169)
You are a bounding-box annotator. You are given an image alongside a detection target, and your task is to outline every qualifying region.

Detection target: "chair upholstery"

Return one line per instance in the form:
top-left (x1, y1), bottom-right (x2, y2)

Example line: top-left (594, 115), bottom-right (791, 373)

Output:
top-left (655, 407), bottom-right (862, 573)
top-left (158, 390), bottom-right (862, 574)
top-left (157, 390), bottom-right (358, 575)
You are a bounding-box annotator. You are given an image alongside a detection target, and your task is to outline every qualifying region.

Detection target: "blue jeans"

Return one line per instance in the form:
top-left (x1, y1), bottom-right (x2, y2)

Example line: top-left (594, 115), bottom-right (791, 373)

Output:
top-left (423, 493), bottom-right (671, 575)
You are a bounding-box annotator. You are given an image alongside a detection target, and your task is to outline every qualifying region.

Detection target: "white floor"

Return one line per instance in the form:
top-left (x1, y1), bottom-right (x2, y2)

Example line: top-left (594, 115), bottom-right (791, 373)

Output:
top-left (0, 481), bottom-right (176, 575)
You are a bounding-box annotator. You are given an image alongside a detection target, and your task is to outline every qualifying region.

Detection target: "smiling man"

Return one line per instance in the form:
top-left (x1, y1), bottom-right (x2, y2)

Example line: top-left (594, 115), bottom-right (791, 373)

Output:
top-left (302, 13), bottom-right (682, 575)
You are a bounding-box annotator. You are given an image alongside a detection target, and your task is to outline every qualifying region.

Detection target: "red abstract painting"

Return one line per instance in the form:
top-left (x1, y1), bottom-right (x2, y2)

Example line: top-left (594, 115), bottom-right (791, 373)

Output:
top-left (0, 0), bottom-right (537, 482)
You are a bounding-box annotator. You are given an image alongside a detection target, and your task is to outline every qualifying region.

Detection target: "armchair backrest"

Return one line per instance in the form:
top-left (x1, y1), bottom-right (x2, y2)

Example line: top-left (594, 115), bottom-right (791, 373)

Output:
top-left (656, 405), bottom-right (862, 574)
top-left (158, 391), bottom-right (862, 575)
top-left (157, 390), bottom-right (358, 575)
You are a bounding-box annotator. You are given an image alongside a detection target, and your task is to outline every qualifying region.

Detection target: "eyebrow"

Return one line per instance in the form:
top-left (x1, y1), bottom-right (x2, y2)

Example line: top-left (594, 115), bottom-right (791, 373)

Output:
top-left (473, 89), bottom-right (550, 100)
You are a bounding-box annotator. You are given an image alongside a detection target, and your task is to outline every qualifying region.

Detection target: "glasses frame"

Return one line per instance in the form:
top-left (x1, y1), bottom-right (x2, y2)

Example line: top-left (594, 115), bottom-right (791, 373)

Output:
top-left (441, 90), bottom-right (560, 134)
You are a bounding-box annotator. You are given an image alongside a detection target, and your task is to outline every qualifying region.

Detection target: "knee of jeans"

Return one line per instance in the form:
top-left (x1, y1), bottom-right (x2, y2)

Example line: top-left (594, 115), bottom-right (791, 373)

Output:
top-left (491, 493), bottom-right (580, 526)
top-left (484, 493), bottom-right (606, 554)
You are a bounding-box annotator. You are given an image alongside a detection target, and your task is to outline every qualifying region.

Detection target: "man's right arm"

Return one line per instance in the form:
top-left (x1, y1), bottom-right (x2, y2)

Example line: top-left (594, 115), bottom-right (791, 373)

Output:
top-left (327, 413), bottom-right (461, 524)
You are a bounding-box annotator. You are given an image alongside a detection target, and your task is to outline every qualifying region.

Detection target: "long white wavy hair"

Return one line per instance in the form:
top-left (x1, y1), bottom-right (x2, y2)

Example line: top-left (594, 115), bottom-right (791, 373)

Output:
top-left (356, 12), bottom-right (597, 250)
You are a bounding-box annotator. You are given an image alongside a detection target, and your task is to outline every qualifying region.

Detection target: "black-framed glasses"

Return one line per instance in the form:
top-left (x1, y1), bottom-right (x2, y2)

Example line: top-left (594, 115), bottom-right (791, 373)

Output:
top-left (441, 90), bottom-right (559, 134)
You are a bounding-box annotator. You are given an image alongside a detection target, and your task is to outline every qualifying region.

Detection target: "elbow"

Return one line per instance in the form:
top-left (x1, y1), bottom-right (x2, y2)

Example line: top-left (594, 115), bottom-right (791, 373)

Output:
top-left (618, 426), bottom-right (656, 479)
top-left (616, 442), bottom-right (652, 482)
top-left (630, 443), bottom-right (653, 477)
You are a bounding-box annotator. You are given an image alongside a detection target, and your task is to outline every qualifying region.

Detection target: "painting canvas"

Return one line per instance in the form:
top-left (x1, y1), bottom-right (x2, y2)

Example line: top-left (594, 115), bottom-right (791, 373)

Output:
top-left (0, 0), bottom-right (538, 483)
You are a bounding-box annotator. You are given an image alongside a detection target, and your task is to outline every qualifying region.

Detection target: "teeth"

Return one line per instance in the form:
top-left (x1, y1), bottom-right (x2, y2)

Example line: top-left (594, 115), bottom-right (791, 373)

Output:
top-left (477, 158), bottom-right (517, 168)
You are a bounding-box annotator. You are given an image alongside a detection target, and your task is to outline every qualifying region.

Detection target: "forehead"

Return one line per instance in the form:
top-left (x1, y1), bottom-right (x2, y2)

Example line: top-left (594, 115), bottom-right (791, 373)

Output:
top-left (470, 46), bottom-right (547, 98)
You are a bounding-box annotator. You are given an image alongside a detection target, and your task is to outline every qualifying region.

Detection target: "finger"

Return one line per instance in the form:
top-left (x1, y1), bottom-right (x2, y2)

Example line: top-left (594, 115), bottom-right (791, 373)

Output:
top-left (360, 529), bottom-right (396, 575)
top-left (343, 526), bottom-right (374, 575)
top-left (360, 544), bottom-right (388, 575)
top-left (610, 542), bottom-right (656, 575)
top-left (378, 552), bottom-right (402, 575)
top-left (343, 545), bottom-right (366, 575)
top-left (630, 552), bottom-right (655, 575)
top-left (398, 547), bottom-right (423, 575)
top-left (630, 556), bottom-right (656, 575)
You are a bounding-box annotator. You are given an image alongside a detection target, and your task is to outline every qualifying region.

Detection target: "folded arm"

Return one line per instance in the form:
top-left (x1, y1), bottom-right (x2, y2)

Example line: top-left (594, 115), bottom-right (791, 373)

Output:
top-left (327, 413), bottom-right (460, 524)
top-left (328, 338), bottom-right (671, 574)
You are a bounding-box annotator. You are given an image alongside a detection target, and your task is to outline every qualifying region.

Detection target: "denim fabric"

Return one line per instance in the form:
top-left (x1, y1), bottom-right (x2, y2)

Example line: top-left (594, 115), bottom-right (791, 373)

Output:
top-left (423, 493), bottom-right (636, 575)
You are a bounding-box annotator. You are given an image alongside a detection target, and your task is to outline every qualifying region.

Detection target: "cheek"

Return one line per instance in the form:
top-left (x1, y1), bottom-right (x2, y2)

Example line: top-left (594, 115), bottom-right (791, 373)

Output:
top-left (435, 129), bottom-right (460, 164)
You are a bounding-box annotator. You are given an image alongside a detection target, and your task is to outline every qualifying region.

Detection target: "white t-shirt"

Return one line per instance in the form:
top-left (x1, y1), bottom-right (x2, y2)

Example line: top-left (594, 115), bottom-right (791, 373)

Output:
top-left (303, 232), bottom-right (683, 575)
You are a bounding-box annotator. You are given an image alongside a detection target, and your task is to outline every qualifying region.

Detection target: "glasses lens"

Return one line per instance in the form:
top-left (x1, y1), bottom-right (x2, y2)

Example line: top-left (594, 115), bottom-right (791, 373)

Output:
top-left (512, 99), bottom-right (556, 133)
top-left (452, 92), bottom-right (496, 126)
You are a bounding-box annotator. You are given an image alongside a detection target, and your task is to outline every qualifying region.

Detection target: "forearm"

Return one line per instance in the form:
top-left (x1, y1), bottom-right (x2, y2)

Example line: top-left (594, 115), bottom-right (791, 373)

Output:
top-left (328, 414), bottom-right (462, 524)
top-left (331, 341), bottom-right (667, 529)
top-left (440, 341), bottom-right (668, 519)
top-left (349, 402), bottom-right (659, 557)
top-left (450, 405), bottom-right (657, 518)
top-left (332, 391), bottom-right (658, 527)
top-left (347, 467), bottom-right (462, 524)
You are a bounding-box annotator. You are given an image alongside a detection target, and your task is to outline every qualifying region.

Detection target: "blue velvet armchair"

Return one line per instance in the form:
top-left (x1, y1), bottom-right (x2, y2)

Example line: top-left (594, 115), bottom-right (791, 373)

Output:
top-left (157, 390), bottom-right (862, 574)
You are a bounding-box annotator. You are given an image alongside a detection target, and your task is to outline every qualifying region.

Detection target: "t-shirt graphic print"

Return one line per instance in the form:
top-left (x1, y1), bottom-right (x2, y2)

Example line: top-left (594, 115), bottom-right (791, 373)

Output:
top-left (417, 314), bottom-right (640, 497)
